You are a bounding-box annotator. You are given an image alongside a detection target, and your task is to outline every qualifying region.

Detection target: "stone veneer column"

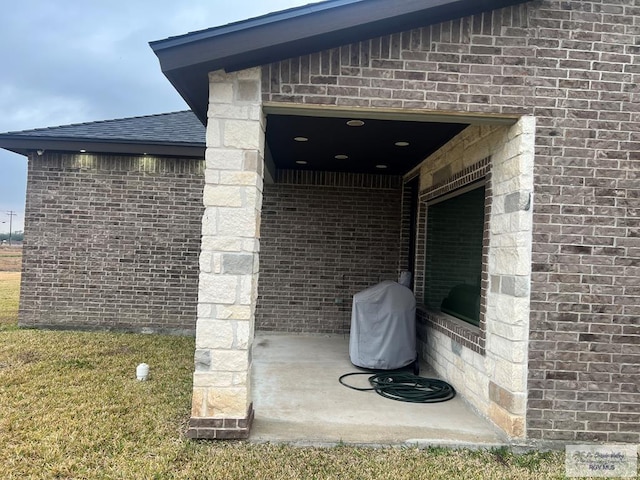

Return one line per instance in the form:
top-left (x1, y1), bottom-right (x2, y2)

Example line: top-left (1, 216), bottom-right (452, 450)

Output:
top-left (187, 67), bottom-right (264, 439)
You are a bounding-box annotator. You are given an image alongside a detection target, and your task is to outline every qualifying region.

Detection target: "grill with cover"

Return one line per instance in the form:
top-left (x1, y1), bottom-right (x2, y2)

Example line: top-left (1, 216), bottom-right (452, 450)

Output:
top-left (349, 280), bottom-right (417, 371)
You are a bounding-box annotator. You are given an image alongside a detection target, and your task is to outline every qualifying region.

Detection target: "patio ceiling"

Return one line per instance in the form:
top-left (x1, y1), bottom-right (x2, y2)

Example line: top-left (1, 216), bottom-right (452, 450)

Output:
top-left (266, 113), bottom-right (468, 175)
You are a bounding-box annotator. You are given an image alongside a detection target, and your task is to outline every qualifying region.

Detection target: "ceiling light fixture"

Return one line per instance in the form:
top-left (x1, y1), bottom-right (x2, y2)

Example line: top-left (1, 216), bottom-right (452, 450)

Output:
top-left (335, 154), bottom-right (349, 160)
top-left (79, 149), bottom-right (86, 153)
top-left (395, 141), bottom-right (410, 147)
top-left (375, 164), bottom-right (388, 169)
top-left (296, 160), bottom-right (308, 165)
top-left (346, 120), bottom-right (365, 127)
top-left (294, 136), bottom-right (309, 142)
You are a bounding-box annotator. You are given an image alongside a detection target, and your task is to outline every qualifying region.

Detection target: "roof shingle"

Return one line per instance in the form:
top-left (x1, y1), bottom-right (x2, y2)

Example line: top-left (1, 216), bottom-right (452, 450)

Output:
top-left (4, 111), bottom-right (204, 145)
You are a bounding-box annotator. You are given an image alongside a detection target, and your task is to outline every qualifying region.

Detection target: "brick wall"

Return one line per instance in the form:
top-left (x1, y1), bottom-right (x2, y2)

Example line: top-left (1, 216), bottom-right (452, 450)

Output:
top-left (261, 0), bottom-right (639, 442)
top-left (256, 171), bottom-right (402, 333)
top-left (20, 153), bottom-right (204, 334)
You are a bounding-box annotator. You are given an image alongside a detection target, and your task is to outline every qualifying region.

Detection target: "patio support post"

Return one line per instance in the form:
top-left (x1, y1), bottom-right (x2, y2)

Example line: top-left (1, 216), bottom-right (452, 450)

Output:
top-left (188, 67), bottom-right (264, 439)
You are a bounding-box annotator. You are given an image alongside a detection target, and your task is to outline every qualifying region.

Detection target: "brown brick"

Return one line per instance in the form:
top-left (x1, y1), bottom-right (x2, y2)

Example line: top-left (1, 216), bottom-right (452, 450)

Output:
top-left (20, 153), bottom-right (203, 334)
top-left (256, 176), bottom-right (402, 334)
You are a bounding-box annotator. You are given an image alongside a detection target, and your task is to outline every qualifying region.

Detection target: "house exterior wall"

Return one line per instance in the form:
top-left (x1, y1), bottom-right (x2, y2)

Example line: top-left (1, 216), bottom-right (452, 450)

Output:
top-left (19, 152), bottom-right (204, 334)
top-left (256, 172), bottom-right (402, 334)
top-left (261, 0), bottom-right (639, 443)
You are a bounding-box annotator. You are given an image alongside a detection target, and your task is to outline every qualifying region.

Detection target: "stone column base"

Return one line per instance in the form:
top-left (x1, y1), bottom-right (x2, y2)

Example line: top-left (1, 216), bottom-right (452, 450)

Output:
top-left (186, 404), bottom-right (254, 440)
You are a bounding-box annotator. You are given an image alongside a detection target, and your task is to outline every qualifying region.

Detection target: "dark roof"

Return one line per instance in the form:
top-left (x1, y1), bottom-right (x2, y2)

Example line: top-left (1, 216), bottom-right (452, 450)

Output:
top-left (151, 0), bottom-right (530, 122)
top-left (0, 111), bottom-right (205, 157)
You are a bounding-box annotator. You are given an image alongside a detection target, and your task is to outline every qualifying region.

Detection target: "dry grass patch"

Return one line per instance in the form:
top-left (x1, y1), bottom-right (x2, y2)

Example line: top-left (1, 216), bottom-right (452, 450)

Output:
top-left (0, 273), bottom-right (572, 479)
top-left (0, 247), bottom-right (22, 272)
top-left (0, 272), bottom-right (20, 330)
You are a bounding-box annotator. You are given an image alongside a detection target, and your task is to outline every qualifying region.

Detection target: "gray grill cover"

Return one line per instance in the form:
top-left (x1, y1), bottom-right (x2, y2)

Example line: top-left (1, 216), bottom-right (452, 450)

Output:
top-left (349, 280), bottom-right (416, 370)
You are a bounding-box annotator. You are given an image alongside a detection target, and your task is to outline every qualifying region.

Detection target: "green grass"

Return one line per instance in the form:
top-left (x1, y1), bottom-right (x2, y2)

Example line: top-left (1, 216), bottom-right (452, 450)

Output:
top-left (0, 274), bottom-right (573, 479)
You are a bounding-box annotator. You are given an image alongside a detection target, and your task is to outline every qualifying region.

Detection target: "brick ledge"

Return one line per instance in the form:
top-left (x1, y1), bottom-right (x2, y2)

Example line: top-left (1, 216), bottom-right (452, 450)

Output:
top-left (417, 306), bottom-right (485, 355)
top-left (187, 404), bottom-right (254, 440)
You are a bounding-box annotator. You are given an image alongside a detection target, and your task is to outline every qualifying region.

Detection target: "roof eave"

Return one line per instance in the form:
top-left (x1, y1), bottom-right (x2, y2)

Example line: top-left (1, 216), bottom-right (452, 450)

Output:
top-left (151, 0), bottom-right (531, 122)
top-left (0, 136), bottom-right (205, 158)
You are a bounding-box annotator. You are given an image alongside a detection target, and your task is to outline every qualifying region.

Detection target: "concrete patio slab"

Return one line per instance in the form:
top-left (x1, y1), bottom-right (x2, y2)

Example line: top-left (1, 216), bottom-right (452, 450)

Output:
top-left (250, 333), bottom-right (506, 447)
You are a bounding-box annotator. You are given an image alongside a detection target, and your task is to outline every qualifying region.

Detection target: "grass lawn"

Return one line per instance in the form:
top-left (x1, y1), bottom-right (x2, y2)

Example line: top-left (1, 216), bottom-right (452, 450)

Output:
top-left (0, 274), bottom-right (574, 479)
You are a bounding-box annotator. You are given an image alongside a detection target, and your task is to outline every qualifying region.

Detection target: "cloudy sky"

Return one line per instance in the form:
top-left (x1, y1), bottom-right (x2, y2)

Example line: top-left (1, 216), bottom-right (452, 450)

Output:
top-left (0, 0), bottom-right (323, 232)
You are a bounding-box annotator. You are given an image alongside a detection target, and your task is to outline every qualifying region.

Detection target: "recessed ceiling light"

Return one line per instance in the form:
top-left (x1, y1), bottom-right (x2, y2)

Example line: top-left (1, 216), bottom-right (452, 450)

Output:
top-left (79, 149), bottom-right (86, 153)
top-left (346, 120), bottom-right (365, 127)
top-left (294, 136), bottom-right (309, 142)
top-left (335, 154), bottom-right (349, 160)
top-left (376, 164), bottom-right (388, 169)
top-left (296, 160), bottom-right (308, 165)
top-left (395, 141), bottom-right (410, 147)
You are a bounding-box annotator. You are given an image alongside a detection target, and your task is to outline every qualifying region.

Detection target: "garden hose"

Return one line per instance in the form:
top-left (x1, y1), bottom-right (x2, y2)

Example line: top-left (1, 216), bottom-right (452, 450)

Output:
top-left (339, 371), bottom-right (456, 403)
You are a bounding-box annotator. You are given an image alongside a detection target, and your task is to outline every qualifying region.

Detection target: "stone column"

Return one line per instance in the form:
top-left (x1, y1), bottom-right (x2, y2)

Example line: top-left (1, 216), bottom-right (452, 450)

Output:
top-left (187, 67), bottom-right (264, 439)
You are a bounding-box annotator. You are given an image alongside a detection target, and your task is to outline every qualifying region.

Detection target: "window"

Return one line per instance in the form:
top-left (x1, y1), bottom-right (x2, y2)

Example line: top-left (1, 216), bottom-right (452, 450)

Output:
top-left (424, 182), bottom-right (485, 326)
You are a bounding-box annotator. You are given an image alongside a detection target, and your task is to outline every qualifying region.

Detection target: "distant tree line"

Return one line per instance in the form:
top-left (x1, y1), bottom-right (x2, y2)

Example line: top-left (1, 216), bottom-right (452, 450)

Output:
top-left (0, 231), bottom-right (24, 242)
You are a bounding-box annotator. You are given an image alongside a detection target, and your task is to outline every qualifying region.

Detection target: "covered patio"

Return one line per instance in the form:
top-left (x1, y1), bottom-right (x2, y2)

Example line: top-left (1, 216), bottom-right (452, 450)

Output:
top-left (153, 0), bottom-right (535, 442)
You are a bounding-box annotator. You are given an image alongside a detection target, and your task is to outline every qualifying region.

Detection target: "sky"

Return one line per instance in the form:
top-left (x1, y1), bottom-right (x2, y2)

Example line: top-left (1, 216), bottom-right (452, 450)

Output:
top-left (0, 0), bottom-right (323, 233)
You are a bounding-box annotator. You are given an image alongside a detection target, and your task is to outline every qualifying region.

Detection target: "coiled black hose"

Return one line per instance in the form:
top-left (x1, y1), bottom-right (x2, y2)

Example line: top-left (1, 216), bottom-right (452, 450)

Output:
top-left (339, 372), bottom-right (456, 403)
